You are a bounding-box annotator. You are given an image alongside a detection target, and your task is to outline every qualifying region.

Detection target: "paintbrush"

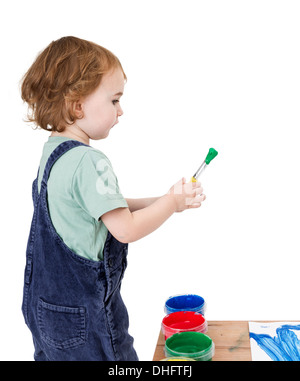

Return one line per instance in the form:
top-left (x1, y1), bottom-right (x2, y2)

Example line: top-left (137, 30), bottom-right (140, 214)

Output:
top-left (191, 148), bottom-right (218, 182)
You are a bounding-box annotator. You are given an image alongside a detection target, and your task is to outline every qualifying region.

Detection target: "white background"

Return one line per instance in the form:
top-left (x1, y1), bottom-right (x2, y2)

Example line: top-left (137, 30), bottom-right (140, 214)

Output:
top-left (1, 0), bottom-right (300, 361)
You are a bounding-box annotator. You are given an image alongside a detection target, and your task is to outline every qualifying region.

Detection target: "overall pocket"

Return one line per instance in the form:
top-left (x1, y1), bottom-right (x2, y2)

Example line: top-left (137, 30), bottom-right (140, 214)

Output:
top-left (37, 298), bottom-right (86, 350)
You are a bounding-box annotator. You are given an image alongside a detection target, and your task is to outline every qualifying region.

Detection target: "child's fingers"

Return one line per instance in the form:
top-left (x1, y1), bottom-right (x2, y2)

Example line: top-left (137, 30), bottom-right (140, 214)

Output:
top-left (192, 194), bottom-right (206, 205)
top-left (194, 186), bottom-right (204, 195)
top-left (191, 180), bottom-right (201, 186)
top-left (189, 194), bottom-right (206, 207)
top-left (190, 181), bottom-right (202, 188)
top-left (188, 202), bottom-right (202, 209)
top-left (189, 187), bottom-right (203, 199)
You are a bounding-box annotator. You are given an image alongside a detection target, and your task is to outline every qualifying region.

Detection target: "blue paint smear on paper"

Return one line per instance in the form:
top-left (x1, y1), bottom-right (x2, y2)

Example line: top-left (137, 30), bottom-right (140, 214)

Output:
top-left (250, 324), bottom-right (300, 361)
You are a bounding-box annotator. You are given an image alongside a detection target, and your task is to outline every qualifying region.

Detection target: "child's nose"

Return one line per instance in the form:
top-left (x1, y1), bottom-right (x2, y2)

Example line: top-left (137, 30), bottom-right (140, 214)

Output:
top-left (117, 104), bottom-right (124, 117)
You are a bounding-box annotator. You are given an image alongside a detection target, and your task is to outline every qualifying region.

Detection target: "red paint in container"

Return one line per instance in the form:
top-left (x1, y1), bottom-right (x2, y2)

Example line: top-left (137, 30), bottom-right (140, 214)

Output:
top-left (161, 311), bottom-right (208, 340)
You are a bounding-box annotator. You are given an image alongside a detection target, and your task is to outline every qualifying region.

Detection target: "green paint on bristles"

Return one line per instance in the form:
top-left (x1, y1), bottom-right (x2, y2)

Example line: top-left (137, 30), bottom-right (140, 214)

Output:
top-left (205, 148), bottom-right (218, 165)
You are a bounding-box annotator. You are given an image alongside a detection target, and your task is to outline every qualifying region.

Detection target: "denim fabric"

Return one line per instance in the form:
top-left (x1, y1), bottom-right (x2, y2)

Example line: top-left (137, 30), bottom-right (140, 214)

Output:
top-left (22, 140), bottom-right (138, 361)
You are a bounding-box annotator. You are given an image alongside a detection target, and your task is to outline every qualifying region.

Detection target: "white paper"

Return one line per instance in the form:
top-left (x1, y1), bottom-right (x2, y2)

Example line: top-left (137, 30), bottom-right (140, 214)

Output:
top-left (249, 322), bottom-right (300, 361)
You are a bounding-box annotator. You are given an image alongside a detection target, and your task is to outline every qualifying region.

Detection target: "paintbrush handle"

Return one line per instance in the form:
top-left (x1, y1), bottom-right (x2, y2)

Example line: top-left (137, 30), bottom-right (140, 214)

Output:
top-left (191, 161), bottom-right (207, 181)
top-left (191, 148), bottom-right (218, 182)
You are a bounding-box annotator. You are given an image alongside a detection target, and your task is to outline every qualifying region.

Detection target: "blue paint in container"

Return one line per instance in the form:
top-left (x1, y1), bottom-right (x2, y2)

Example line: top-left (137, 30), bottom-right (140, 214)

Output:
top-left (165, 294), bottom-right (206, 316)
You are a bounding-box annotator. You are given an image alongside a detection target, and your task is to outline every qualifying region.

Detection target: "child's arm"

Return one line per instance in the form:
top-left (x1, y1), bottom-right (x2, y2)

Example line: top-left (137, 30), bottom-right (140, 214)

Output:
top-left (101, 178), bottom-right (205, 244)
top-left (125, 197), bottom-right (160, 212)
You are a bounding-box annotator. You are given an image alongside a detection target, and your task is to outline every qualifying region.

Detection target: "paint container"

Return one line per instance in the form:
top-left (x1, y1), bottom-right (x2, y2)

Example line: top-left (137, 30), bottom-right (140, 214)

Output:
top-left (164, 294), bottom-right (206, 316)
top-left (162, 311), bottom-right (207, 340)
top-left (160, 357), bottom-right (196, 361)
top-left (165, 331), bottom-right (215, 361)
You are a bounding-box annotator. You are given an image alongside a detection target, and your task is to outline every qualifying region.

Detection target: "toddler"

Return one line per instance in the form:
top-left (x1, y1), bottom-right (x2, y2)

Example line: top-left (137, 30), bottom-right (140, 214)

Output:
top-left (21, 36), bottom-right (205, 361)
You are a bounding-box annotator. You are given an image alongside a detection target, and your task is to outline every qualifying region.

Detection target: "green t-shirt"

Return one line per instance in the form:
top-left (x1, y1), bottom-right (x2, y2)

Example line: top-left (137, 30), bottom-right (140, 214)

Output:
top-left (37, 137), bottom-right (128, 261)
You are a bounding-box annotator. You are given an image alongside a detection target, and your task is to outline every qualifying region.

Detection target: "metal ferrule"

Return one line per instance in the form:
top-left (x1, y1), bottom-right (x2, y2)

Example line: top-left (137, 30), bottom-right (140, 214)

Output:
top-left (193, 161), bottom-right (207, 179)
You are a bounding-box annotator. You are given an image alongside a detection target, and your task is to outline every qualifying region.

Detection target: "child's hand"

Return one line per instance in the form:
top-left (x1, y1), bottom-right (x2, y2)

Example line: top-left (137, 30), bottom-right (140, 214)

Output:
top-left (168, 177), bottom-right (206, 213)
top-left (102, 177), bottom-right (206, 243)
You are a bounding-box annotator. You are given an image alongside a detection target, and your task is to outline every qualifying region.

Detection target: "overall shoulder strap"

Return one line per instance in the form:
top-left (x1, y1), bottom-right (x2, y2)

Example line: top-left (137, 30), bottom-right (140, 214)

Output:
top-left (40, 140), bottom-right (89, 192)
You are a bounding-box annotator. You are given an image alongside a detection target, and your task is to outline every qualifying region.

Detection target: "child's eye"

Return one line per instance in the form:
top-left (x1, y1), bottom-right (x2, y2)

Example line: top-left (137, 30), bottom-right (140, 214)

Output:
top-left (112, 100), bottom-right (119, 105)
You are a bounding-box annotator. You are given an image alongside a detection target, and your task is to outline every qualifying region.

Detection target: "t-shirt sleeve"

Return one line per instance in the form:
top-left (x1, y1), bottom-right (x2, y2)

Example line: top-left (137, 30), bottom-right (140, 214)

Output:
top-left (72, 149), bottom-right (128, 220)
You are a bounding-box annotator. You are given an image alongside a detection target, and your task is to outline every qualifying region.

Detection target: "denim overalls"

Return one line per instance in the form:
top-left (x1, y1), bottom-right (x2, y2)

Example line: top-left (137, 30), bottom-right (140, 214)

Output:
top-left (22, 140), bottom-right (138, 361)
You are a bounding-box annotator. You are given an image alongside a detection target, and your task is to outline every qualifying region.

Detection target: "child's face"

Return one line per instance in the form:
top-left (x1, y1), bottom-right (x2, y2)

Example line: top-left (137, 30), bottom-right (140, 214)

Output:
top-left (76, 68), bottom-right (125, 140)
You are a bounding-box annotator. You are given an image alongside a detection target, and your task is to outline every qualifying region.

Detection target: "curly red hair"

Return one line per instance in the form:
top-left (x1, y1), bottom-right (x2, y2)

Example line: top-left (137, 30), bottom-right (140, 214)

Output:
top-left (21, 36), bottom-right (126, 132)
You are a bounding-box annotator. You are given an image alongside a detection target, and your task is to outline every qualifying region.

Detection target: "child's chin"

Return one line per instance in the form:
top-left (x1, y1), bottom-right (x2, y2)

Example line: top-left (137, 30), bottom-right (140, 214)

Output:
top-left (90, 131), bottom-right (110, 140)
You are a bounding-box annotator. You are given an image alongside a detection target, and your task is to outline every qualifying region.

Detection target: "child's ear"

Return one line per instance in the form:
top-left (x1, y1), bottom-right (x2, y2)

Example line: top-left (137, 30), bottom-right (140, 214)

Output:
top-left (74, 100), bottom-right (84, 119)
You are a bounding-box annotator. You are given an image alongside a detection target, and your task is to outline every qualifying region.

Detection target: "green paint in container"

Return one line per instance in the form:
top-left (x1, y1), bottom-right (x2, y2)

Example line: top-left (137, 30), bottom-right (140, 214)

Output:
top-left (165, 331), bottom-right (215, 361)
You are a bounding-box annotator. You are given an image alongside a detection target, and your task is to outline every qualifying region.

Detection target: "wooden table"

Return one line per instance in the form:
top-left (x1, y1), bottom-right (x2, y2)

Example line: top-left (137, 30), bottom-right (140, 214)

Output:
top-left (153, 321), bottom-right (252, 361)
